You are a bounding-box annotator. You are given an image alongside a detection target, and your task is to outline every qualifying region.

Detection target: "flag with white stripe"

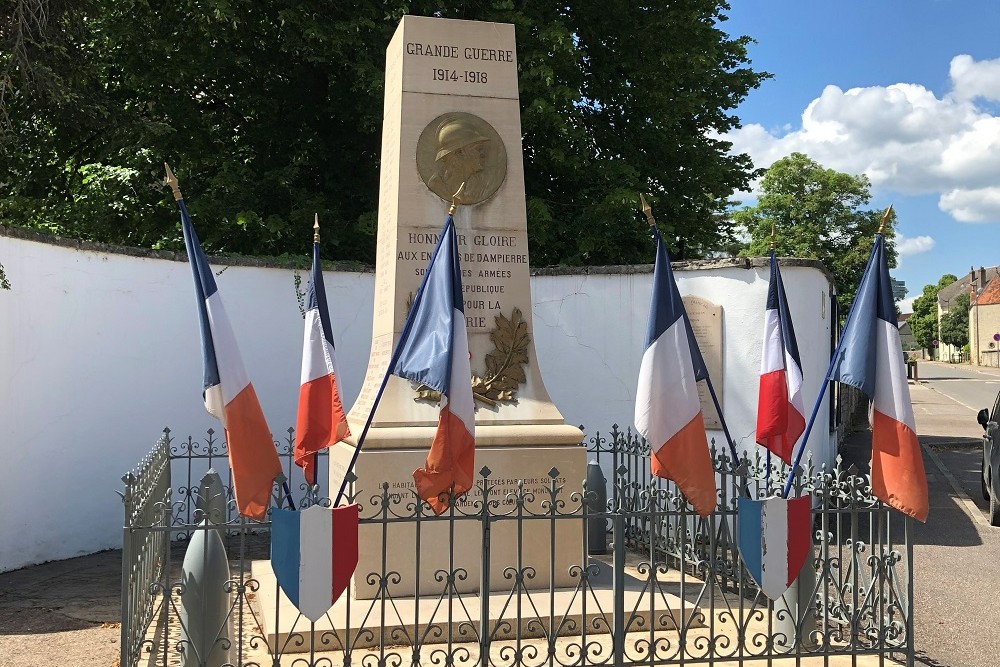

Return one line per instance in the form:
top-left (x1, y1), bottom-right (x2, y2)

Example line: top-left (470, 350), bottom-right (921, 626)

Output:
top-left (295, 241), bottom-right (351, 486)
top-left (756, 252), bottom-right (806, 464)
top-left (832, 235), bottom-right (928, 521)
top-left (634, 227), bottom-right (717, 517)
top-left (391, 214), bottom-right (475, 515)
top-left (180, 200), bottom-right (282, 521)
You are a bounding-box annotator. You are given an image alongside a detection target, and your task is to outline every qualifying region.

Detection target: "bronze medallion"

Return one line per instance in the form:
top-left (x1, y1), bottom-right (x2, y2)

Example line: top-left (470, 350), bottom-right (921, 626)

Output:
top-left (416, 112), bottom-right (507, 205)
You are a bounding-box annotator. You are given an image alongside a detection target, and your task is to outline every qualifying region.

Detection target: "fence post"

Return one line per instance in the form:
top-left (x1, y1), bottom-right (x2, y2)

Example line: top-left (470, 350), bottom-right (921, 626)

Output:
top-left (906, 516), bottom-right (915, 667)
top-left (119, 473), bottom-right (135, 667)
top-left (480, 468), bottom-right (492, 667)
top-left (612, 509), bottom-right (625, 667)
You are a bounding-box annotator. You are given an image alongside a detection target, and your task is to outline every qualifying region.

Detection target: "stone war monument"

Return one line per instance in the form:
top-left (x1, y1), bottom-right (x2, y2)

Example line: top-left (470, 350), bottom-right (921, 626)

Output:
top-left (331, 15), bottom-right (587, 599)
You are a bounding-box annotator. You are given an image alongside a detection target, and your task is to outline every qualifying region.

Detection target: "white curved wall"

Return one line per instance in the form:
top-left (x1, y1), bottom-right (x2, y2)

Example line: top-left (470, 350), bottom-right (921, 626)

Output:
top-left (0, 232), bottom-right (833, 571)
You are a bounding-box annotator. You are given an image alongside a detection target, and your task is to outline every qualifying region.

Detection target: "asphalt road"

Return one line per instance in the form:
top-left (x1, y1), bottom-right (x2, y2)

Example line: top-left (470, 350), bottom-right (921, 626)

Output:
top-left (918, 361), bottom-right (1000, 416)
top-left (907, 362), bottom-right (1000, 667)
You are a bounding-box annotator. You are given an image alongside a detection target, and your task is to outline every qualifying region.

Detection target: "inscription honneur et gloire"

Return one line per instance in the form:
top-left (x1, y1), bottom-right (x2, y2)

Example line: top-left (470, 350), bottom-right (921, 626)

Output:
top-left (400, 229), bottom-right (523, 331)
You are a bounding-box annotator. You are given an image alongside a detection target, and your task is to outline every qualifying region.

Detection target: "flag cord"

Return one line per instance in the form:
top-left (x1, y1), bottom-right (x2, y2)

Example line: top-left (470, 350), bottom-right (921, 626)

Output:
top-left (781, 238), bottom-right (881, 498)
top-left (332, 216), bottom-right (454, 507)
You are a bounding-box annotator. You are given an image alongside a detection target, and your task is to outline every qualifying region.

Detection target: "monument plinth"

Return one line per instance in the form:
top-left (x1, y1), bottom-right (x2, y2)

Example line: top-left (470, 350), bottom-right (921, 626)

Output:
top-left (332, 15), bottom-right (587, 599)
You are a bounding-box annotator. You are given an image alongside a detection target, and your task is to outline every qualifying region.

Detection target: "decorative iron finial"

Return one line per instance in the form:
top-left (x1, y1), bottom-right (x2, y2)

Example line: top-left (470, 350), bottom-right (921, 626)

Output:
top-left (878, 204), bottom-right (894, 236)
top-left (448, 182), bottom-right (466, 215)
top-left (640, 193), bottom-right (656, 227)
top-left (770, 220), bottom-right (776, 251)
top-left (313, 213), bottom-right (320, 243)
top-left (164, 163), bottom-right (182, 201)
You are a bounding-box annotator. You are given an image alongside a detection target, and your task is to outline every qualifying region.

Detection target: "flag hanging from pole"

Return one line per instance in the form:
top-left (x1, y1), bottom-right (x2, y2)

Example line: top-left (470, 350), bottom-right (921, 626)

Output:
top-left (634, 226), bottom-right (717, 518)
top-left (390, 214), bottom-right (475, 514)
top-left (832, 235), bottom-right (928, 521)
top-left (177, 186), bottom-right (282, 521)
top-left (295, 237), bottom-right (351, 486)
top-left (756, 252), bottom-right (806, 464)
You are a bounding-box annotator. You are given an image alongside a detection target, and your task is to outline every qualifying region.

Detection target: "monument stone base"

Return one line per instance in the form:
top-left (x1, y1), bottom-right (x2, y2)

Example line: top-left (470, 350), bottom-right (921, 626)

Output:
top-left (330, 440), bottom-right (588, 600)
top-left (252, 558), bottom-right (701, 653)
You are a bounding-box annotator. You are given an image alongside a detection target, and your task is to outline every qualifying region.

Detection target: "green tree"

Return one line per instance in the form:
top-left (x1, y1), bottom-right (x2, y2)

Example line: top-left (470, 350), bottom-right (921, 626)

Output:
top-left (734, 153), bottom-right (897, 311)
top-left (940, 291), bottom-right (970, 349)
top-left (0, 0), bottom-right (767, 265)
top-left (909, 273), bottom-right (958, 354)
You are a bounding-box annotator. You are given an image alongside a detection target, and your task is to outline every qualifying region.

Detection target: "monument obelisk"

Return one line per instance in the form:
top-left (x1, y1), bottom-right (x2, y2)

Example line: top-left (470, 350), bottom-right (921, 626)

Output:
top-left (332, 15), bottom-right (586, 598)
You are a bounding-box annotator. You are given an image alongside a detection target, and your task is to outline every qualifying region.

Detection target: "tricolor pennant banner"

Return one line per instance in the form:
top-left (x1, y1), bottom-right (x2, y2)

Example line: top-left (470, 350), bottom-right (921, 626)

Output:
top-left (390, 213), bottom-right (475, 514)
top-left (634, 226), bottom-right (717, 517)
top-left (756, 252), bottom-right (806, 464)
top-left (295, 238), bottom-right (351, 486)
top-left (271, 504), bottom-right (359, 622)
top-left (738, 495), bottom-right (812, 600)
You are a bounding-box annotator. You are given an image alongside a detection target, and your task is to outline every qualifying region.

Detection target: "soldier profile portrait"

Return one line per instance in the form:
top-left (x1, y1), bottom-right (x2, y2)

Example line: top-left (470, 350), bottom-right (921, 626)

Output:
top-left (416, 112), bottom-right (507, 205)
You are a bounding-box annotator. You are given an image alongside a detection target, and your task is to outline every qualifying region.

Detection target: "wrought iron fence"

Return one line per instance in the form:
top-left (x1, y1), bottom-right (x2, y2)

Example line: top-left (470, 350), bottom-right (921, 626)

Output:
top-left (120, 426), bottom-right (914, 666)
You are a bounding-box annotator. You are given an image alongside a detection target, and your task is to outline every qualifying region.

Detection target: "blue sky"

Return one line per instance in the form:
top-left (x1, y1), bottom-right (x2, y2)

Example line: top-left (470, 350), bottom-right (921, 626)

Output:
top-left (720, 1), bottom-right (1000, 311)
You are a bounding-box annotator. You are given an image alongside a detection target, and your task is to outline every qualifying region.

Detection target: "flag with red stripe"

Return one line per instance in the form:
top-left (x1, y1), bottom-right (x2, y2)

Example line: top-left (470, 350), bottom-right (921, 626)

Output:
top-left (180, 200), bottom-right (282, 521)
top-left (832, 235), bottom-right (928, 521)
top-left (634, 227), bottom-right (717, 517)
top-left (295, 241), bottom-right (351, 486)
top-left (391, 214), bottom-right (475, 515)
top-left (756, 252), bottom-right (806, 464)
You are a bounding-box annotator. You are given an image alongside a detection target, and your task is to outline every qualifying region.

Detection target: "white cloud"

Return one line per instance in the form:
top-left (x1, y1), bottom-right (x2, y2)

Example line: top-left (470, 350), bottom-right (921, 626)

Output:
top-left (950, 54), bottom-right (1000, 101)
top-left (939, 186), bottom-right (1000, 222)
top-left (725, 55), bottom-right (1000, 223)
top-left (895, 234), bottom-right (935, 256)
top-left (898, 297), bottom-right (915, 314)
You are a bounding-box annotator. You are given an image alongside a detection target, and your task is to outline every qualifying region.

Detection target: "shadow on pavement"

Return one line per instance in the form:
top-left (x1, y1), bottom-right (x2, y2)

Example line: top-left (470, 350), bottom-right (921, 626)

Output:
top-left (837, 428), bottom-right (984, 548)
top-left (0, 550), bottom-right (120, 635)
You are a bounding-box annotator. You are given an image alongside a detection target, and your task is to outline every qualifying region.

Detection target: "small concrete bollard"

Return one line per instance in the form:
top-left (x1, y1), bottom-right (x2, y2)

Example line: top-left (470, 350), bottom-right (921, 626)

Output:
top-left (586, 461), bottom-right (608, 555)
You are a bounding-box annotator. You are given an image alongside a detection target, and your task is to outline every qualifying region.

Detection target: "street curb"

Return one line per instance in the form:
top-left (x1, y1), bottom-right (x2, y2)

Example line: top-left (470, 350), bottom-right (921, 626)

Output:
top-left (920, 442), bottom-right (989, 528)
top-left (909, 378), bottom-right (989, 526)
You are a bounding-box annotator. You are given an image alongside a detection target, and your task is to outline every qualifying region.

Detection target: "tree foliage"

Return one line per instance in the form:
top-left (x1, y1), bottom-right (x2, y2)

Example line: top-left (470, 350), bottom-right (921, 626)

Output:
top-left (940, 291), bottom-right (970, 348)
top-left (909, 273), bottom-right (958, 353)
top-left (0, 0), bottom-right (767, 265)
top-left (734, 152), bottom-right (897, 311)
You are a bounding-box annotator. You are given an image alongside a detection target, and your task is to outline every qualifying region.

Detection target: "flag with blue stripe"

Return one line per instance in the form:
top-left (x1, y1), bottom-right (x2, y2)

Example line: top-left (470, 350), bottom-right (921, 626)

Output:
top-left (391, 215), bottom-right (475, 514)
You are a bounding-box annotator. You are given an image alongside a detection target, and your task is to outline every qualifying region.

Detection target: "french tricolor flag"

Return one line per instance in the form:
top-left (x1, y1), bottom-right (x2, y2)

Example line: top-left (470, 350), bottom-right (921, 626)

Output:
top-left (832, 235), bottom-right (928, 522)
top-left (634, 227), bottom-right (717, 518)
top-left (179, 199), bottom-right (282, 521)
top-left (391, 214), bottom-right (475, 515)
top-left (755, 253), bottom-right (806, 464)
top-left (294, 239), bottom-right (351, 486)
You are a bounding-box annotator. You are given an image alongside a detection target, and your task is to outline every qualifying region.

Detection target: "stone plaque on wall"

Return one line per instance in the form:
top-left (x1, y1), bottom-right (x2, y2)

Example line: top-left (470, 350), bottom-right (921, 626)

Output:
top-left (683, 296), bottom-right (723, 430)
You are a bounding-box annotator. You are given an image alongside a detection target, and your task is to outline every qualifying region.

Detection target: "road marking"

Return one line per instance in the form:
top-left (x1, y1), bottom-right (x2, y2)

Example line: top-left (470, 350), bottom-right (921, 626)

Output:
top-left (921, 443), bottom-right (990, 528)
top-left (920, 382), bottom-right (980, 413)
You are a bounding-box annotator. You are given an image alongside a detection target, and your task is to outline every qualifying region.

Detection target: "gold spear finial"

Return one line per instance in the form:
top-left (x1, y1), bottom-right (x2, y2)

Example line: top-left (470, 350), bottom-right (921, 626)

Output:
top-left (640, 193), bottom-right (656, 227)
top-left (164, 162), bottom-right (182, 201)
top-left (313, 213), bottom-right (320, 244)
top-left (770, 220), bottom-right (777, 251)
top-left (448, 182), bottom-right (466, 215)
top-left (878, 204), bottom-right (894, 236)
